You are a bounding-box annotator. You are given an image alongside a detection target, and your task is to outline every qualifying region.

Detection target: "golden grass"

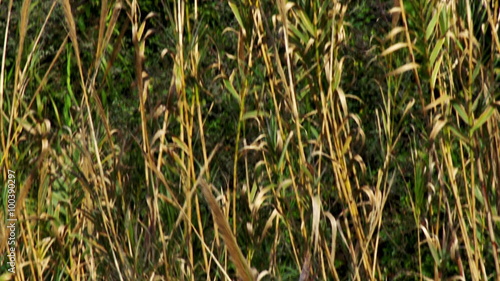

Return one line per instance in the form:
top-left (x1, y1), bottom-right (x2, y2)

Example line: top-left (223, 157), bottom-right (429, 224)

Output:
top-left (1, 0), bottom-right (499, 280)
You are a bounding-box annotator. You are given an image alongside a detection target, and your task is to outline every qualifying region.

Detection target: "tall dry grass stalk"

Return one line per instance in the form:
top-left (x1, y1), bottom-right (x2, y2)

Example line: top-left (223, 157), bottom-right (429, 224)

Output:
top-left (383, 0), bottom-right (500, 279)
top-left (1, 0), bottom-right (498, 280)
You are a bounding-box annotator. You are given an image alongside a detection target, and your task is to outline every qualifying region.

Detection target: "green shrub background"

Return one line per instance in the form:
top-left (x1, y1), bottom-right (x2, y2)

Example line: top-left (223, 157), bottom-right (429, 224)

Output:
top-left (1, 0), bottom-right (499, 280)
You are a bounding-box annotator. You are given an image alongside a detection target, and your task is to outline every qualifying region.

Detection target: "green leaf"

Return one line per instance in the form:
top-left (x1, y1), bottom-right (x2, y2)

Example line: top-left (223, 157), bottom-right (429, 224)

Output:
top-left (310, 126), bottom-right (319, 139)
top-left (172, 136), bottom-right (189, 154)
top-left (16, 118), bottom-right (36, 135)
top-left (472, 93), bottom-right (481, 112)
top-left (242, 110), bottom-right (269, 120)
top-left (170, 150), bottom-right (187, 174)
top-left (452, 102), bottom-right (470, 125)
top-left (288, 24), bottom-right (308, 44)
top-left (228, 1), bottom-right (246, 35)
top-left (224, 79), bottom-right (241, 104)
top-left (448, 125), bottom-right (469, 144)
top-left (471, 106), bottom-right (495, 134)
top-left (474, 185), bottom-right (484, 206)
top-left (278, 131), bottom-right (293, 172)
top-left (249, 182), bottom-right (258, 203)
top-left (430, 54), bottom-right (443, 89)
top-left (425, 9), bottom-right (440, 40)
top-left (50, 96), bottom-right (62, 127)
top-left (414, 160), bottom-right (425, 215)
top-left (439, 6), bottom-right (449, 35)
top-left (472, 62), bottom-right (481, 81)
top-left (300, 162), bottom-right (314, 182)
top-left (297, 10), bottom-right (316, 37)
top-left (429, 38), bottom-right (445, 66)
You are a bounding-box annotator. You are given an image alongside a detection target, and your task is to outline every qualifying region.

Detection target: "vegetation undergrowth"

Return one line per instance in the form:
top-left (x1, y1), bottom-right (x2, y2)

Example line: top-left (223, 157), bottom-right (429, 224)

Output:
top-left (1, 0), bottom-right (499, 280)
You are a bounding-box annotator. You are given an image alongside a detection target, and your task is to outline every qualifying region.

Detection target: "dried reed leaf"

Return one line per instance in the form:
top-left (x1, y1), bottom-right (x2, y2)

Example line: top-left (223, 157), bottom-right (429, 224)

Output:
top-left (424, 94), bottom-right (451, 112)
top-left (260, 209), bottom-right (279, 243)
top-left (420, 224), bottom-right (441, 264)
top-left (386, 62), bottom-right (420, 76)
top-left (312, 195), bottom-right (321, 254)
top-left (324, 212), bottom-right (338, 264)
top-left (381, 42), bottom-right (408, 56)
top-left (298, 251), bottom-right (311, 281)
top-left (430, 119), bottom-right (447, 141)
top-left (199, 180), bottom-right (255, 281)
top-left (385, 26), bottom-right (405, 41)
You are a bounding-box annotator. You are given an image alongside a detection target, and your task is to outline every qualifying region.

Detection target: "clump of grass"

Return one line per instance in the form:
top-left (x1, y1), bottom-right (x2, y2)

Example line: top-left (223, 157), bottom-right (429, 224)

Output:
top-left (383, 0), bottom-right (500, 279)
top-left (1, 0), bottom-right (498, 280)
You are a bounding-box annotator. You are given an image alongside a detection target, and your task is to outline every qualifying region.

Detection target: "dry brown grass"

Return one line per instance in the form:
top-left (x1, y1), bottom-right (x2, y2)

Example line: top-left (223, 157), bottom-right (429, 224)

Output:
top-left (1, 0), bottom-right (499, 280)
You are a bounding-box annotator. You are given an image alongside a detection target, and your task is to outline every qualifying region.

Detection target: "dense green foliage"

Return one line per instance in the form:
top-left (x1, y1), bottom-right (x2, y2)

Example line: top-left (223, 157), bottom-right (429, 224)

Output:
top-left (1, 0), bottom-right (499, 280)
